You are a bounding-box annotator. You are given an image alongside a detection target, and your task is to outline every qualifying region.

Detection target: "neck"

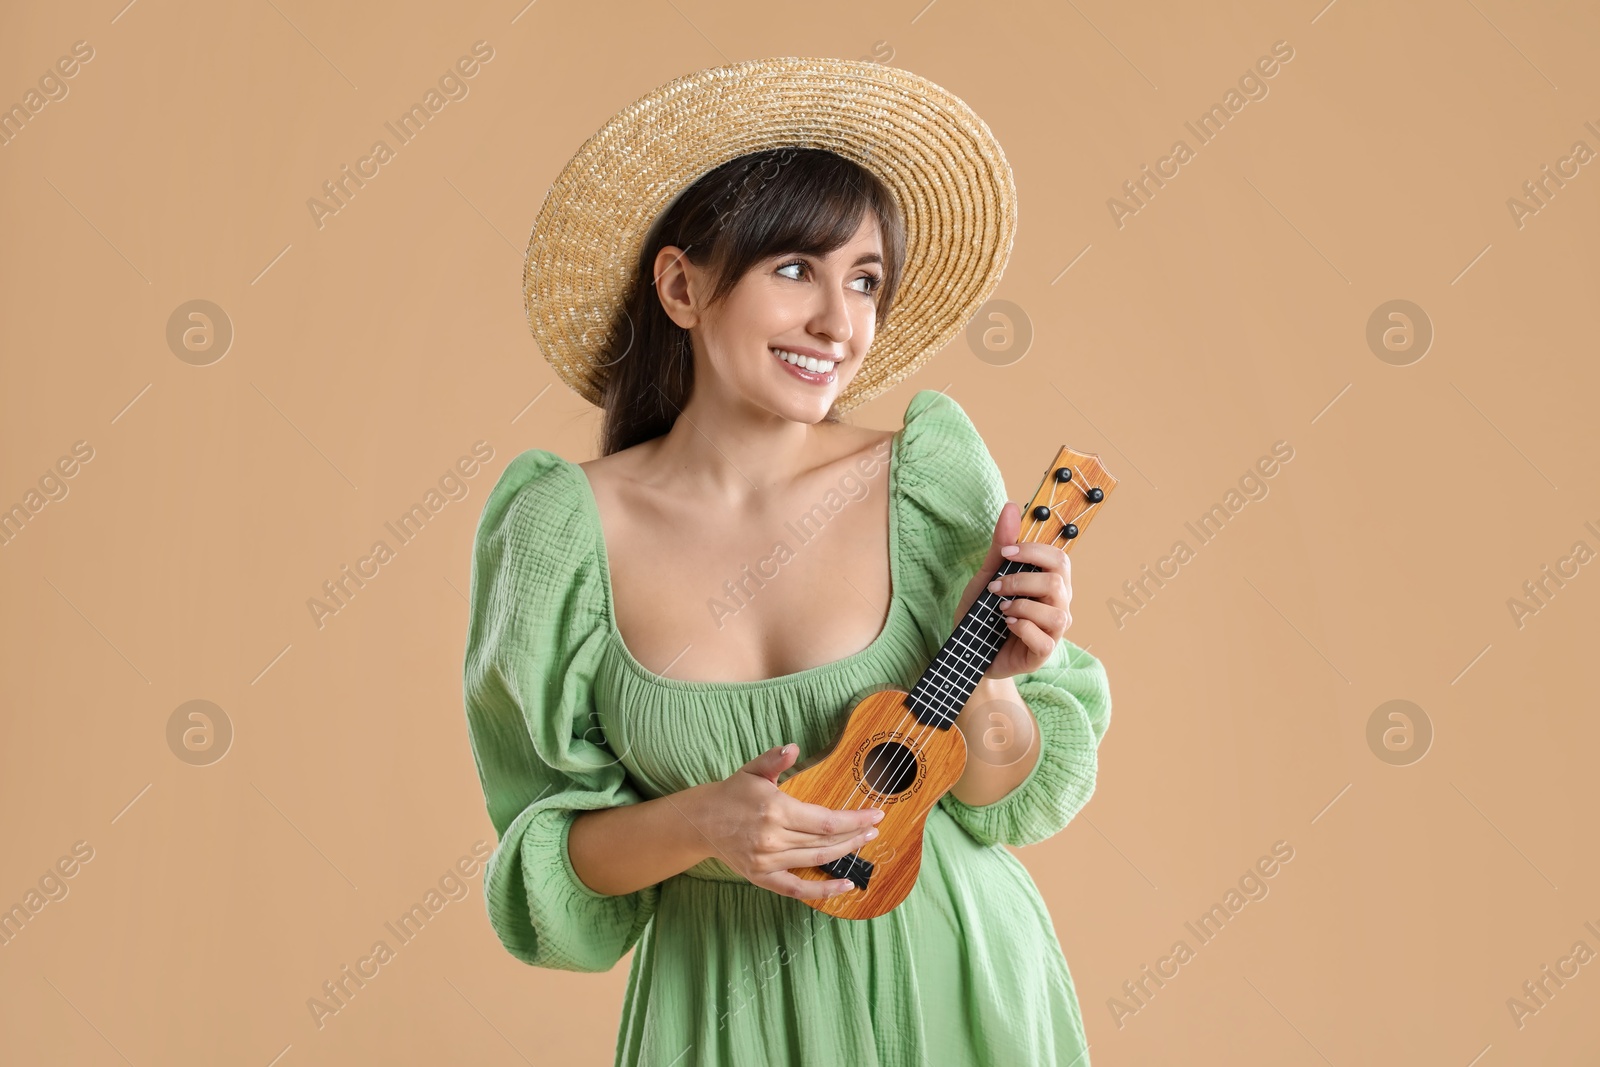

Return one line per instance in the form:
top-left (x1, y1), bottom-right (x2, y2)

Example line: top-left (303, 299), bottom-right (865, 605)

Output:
top-left (654, 393), bottom-right (831, 499)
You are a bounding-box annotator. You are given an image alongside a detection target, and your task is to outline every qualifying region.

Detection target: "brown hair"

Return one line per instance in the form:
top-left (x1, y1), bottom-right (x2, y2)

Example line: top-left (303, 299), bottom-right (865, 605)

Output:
top-left (594, 147), bottom-right (906, 455)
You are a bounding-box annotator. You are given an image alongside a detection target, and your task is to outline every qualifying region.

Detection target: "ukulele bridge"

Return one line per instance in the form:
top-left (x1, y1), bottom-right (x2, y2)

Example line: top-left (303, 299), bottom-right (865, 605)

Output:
top-left (819, 851), bottom-right (873, 891)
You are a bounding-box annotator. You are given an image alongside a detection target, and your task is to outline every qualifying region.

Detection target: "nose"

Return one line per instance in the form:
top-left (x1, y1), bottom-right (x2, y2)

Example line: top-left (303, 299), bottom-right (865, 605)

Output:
top-left (808, 277), bottom-right (854, 349)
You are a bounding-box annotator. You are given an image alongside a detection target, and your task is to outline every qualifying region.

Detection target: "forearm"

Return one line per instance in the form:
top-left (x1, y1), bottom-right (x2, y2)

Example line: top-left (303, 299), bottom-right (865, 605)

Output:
top-left (567, 782), bottom-right (716, 896)
top-left (950, 675), bottom-right (1041, 806)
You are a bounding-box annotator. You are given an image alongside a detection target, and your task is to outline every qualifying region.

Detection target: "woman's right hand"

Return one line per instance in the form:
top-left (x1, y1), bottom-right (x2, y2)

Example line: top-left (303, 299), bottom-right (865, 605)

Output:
top-left (685, 743), bottom-right (885, 901)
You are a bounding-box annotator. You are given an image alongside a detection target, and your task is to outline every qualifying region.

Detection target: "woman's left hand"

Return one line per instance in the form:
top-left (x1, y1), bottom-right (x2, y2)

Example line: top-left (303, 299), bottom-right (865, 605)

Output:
top-left (951, 501), bottom-right (1073, 680)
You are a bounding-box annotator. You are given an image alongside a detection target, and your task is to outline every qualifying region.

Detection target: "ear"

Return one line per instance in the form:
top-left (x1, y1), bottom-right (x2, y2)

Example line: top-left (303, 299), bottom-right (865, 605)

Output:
top-left (653, 245), bottom-right (700, 329)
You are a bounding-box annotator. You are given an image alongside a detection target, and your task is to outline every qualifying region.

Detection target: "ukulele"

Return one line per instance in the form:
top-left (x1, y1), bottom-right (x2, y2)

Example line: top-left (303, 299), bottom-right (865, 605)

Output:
top-left (775, 445), bottom-right (1117, 919)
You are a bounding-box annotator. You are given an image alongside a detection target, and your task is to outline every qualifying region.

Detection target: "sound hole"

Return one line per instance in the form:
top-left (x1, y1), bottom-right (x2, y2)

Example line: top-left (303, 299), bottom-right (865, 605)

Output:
top-left (862, 741), bottom-right (918, 795)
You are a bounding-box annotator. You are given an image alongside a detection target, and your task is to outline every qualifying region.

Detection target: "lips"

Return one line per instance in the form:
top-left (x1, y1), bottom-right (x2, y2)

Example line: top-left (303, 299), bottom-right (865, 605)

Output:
top-left (772, 347), bottom-right (840, 371)
top-left (771, 347), bottom-right (837, 384)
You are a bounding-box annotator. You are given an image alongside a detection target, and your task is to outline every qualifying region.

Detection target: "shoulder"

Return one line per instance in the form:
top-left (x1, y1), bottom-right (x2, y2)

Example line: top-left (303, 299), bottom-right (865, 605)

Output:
top-left (895, 389), bottom-right (1006, 518)
top-left (471, 449), bottom-right (598, 592)
top-left (900, 387), bottom-right (977, 431)
top-left (464, 451), bottom-right (611, 704)
top-left (896, 390), bottom-right (994, 475)
top-left (900, 387), bottom-right (968, 429)
top-left (478, 449), bottom-right (583, 536)
top-left (467, 448), bottom-right (611, 663)
top-left (811, 419), bottom-right (895, 483)
top-left (573, 436), bottom-right (665, 508)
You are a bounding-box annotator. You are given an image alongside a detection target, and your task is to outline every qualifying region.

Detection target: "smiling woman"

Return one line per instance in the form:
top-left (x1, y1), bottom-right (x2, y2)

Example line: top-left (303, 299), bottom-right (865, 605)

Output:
top-left (464, 57), bottom-right (1110, 1067)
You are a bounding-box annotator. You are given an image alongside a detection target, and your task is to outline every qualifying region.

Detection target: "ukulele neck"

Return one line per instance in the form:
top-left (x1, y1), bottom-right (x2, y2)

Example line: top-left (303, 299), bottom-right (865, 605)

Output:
top-left (905, 557), bottom-right (1040, 729)
top-left (902, 443), bottom-right (1118, 731)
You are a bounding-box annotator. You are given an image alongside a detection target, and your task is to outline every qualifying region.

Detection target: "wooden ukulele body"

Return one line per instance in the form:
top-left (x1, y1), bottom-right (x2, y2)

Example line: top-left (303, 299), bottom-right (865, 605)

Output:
top-left (776, 688), bottom-right (967, 919)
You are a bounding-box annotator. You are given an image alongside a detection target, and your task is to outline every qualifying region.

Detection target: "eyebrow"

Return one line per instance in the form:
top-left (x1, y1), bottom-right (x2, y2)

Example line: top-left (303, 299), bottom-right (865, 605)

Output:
top-left (787, 251), bottom-right (889, 267)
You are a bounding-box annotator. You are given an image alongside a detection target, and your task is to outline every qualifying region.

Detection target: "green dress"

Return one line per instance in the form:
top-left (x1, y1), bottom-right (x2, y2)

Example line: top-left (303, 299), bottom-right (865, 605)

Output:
top-left (462, 389), bottom-right (1113, 1066)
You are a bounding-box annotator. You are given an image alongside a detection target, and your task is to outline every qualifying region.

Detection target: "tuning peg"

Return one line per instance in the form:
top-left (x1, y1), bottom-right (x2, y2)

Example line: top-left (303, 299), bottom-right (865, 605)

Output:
top-left (1063, 523), bottom-right (1079, 539)
top-left (1087, 487), bottom-right (1104, 503)
top-left (1054, 467), bottom-right (1073, 482)
top-left (1031, 505), bottom-right (1052, 521)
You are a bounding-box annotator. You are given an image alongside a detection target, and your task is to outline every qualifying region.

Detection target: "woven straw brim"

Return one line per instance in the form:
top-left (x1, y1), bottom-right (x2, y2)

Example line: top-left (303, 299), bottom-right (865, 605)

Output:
top-left (523, 56), bottom-right (1017, 415)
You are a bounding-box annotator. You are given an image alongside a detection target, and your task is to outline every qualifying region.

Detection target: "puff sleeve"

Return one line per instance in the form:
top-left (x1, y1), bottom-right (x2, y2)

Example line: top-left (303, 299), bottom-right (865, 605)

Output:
top-left (895, 390), bottom-right (1114, 848)
top-left (462, 449), bottom-right (659, 972)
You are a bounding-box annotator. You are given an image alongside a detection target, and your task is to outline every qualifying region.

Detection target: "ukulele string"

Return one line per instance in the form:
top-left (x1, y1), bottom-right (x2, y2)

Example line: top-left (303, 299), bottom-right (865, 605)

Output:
top-left (825, 469), bottom-right (1096, 843)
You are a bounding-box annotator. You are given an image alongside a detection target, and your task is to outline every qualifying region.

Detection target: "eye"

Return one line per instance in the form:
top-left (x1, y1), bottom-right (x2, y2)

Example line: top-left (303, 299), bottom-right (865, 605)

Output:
top-left (776, 258), bottom-right (882, 296)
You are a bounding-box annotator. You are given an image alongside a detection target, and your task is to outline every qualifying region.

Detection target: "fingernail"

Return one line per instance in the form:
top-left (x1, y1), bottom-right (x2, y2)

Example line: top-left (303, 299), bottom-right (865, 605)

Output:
top-left (987, 580), bottom-right (1001, 592)
top-left (871, 809), bottom-right (885, 822)
top-left (865, 828), bottom-right (879, 840)
top-left (1000, 545), bottom-right (1018, 557)
top-left (999, 599), bottom-right (1012, 610)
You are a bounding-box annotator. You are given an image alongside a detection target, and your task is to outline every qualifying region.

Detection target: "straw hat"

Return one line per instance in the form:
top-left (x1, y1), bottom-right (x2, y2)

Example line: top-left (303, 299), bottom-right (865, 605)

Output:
top-left (522, 56), bottom-right (1017, 415)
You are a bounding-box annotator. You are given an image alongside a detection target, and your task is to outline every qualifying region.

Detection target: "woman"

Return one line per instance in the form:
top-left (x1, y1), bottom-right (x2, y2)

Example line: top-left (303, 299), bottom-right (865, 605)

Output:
top-left (463, 59), bottom-right (1112, 1065)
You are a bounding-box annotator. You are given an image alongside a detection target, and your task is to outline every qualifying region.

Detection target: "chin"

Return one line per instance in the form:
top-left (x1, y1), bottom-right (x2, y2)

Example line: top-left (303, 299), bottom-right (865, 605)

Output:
top-left (758, 372), bottom-right (850, 422)
top-left (769, 391), bottom-right (838, 424)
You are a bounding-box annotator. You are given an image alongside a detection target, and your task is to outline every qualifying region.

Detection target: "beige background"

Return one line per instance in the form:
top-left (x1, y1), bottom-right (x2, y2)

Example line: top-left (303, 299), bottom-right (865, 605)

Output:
top-left (2, 0), bottom-right (1597, 1063)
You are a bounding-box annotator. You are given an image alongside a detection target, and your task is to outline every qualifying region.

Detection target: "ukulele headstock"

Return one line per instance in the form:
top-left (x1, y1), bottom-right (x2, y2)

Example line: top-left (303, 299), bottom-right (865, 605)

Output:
top-left (1018, 446), bottom-right (1117, 552)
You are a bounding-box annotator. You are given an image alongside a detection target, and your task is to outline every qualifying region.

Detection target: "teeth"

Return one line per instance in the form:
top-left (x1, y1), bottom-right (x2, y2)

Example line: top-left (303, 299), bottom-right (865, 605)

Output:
top-left (773, 348), bottom-right (836, 373)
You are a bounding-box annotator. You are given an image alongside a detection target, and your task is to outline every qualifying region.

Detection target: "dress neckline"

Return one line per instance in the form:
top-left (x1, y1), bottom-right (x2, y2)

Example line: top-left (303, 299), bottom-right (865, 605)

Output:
top-left (568, 423), bottom-right (907, 692)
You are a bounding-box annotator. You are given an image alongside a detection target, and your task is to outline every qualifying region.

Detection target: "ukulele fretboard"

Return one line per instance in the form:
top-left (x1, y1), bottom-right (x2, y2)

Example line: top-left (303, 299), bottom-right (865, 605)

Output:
top-left (905, 557), bottom-right (1040, 728)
